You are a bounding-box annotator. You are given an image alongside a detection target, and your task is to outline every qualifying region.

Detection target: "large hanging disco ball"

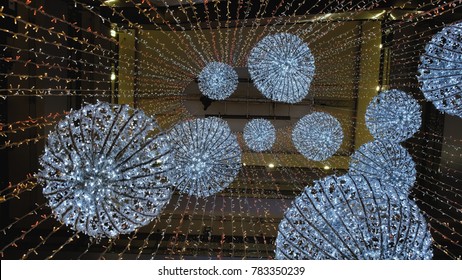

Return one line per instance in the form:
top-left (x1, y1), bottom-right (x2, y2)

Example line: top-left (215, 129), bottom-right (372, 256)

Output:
top-left (349, 140), bottom-right (416, 193)
top-left (418, 22), bottom-right (462, 118)
top-left (275, 174), bottom-right (433, 260)
top-left (198, 61), bottom-right (238, 100)
top-left (366, 89), bottom-right (421, 142)
top-left (292, 112), bottom-right (343, 161)
top-left (167, 117), bottom-right (242, 197)
top-left (243, 119), bottom-right (276, 152)
top-left (38, 102), bottom-right (172, 238)
top-left (248, 33), bottom-right (315, 104)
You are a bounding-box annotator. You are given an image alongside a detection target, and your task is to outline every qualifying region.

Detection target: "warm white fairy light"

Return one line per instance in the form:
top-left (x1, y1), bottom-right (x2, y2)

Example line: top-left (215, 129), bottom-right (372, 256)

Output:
top-left (197, 62), bottom-right (238, 100)
top-left (292, 112), bottom-right (343, 161)
top-left (248, 33), bottom-right (315, 104)
top-left (366, 89), bottom-right (422, 142)
top-left (167, 117), bottom-right (242, 197)
top-left (243, 119), bottom-right (276, 152)
top-left (275, 174), bottom-right (433, 260)
top-left (418, 22), bottom-right (462, 118)
top-left (1, 0), bottom-right (461, 261)
top-left (38, 101), bottom-right (172, 238)
top-left (349, 140), bottom-right (416, 193)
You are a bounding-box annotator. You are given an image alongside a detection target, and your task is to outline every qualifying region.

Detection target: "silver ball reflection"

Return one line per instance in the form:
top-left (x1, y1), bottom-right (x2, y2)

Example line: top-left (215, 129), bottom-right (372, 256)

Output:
top-left (275, 174), bottom-right (433, 260)
top-left (167, 117), bottom-right (242, 197)
top-left (366, 89), bottom-right (421, 142)
top-left (198, 62), bottom-right (238, 100)
top-left (418, 22), bottom-right (462, 118)
top-left (248, 33), bottom-right (315, 104)
top-left (243, 119), bottom-right (276, 152)
top-left (292, 112), bottom-right (343, 161)
top-left (38, 102), bottom-right (172, 238)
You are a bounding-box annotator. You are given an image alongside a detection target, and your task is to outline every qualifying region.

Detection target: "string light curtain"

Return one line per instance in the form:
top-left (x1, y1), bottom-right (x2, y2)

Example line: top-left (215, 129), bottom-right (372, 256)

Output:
top-left (0, 0), bottom-right (461, 260)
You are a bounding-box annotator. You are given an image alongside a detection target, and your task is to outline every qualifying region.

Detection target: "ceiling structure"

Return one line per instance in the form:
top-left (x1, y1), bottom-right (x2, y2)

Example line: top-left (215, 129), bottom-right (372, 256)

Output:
top-left (0, 0), bottom-right (461, 259)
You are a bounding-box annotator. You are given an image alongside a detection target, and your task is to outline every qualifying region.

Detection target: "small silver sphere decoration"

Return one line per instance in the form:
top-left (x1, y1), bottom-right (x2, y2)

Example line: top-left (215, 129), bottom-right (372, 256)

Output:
top-left (167, 117), bottom-right (242, 197)
top-left (366, 89), bottom-right (422, 142)
top-left (275, 174), bottom-right (433, 260)
top-left (248, 33), bottom-right (315, 104)
top-left (418, 22), bottom-right (462, 118)
top-left (38, 102), bottom-right (172, 238)
top-left (292, 112), bottom-right (343, 161)
top-left (243, 119), bottom-right (276, 152)
top-left (349, 140), bottom-right (416, 193)
top-left (198, 62), bottom-right (238, 100)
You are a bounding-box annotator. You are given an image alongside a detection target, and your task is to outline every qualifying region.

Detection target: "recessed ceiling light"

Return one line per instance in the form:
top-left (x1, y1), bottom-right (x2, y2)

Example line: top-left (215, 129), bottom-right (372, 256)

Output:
top-left (323, 165), bottom-right (331, 170)
top-left (102, 0), bottom-right (118, 6)
top-left (268, 163), bottom-right (275, 168)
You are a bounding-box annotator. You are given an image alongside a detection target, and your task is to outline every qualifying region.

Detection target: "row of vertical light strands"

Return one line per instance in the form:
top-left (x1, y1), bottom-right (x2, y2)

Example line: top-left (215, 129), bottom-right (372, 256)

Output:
top-left (0, 1), bottom-right (461, 259)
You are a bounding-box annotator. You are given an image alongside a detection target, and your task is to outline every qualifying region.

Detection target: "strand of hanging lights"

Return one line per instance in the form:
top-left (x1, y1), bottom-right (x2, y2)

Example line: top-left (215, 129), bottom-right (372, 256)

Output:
top-left (0, 0), bottom-right (461, 260)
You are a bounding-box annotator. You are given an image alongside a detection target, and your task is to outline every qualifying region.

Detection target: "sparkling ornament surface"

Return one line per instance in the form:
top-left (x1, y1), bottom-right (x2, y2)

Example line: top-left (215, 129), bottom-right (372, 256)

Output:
top-left (198, 61), bottom-right (238, 100)
top-left (349, 140), bottom-right (416, 193)
top-left (1, 0), bottom-right (461, 261)
top-left (167, 117), bottom-right (242, 197)
top-left (275, 174), bottom-right (433, 260)
top-left (292, 112), bottom-right (343, 161)
top-left (38, 102), bottom-right (172, 238)
top-left (418, 22), bottom-right (462, 118)
top-left (243, 119), bottom-right (276, 152)
top-left (366, 89), bottom-right (422, 142)
top-left (248, 33), bottom-right (315, 104)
